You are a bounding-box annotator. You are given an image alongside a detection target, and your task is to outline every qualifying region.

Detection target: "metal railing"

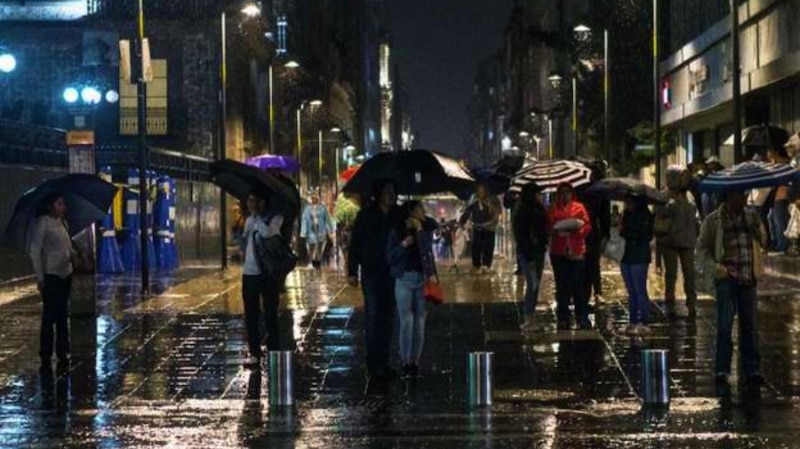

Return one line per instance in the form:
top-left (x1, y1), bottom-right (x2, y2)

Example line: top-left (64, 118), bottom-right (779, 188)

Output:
top-left (0, 119), bottom-right (69, 168)
top-left (96, 145), bottom-right (212, 182)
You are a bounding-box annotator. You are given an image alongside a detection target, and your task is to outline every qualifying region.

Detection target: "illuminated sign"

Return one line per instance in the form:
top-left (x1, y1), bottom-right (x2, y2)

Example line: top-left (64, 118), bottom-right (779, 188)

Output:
top-left (661, 80), bottom-right (672, 110)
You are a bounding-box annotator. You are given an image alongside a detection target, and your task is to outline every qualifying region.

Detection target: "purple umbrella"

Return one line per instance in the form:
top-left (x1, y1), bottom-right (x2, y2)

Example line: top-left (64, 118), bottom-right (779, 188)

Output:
top-left (245, 155), bottom-right (300, 172)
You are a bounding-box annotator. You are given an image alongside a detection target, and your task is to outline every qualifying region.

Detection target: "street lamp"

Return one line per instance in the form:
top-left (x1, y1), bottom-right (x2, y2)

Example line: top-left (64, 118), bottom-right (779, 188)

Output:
top-left (268, 57), bottom-right (299, 154)
top-left (573, 24), bottom-right (592, 41)
top-left (0, 53), bottom-right (16, 73)
top-left (219, 2), bottom-right (261, 270)
top-left (284, 60), bottom-right (300, 69)
top-left (548, 73), bottom-right (563, 90)
top-left (63, 87), bottom-right (80, 104)
top-left (519, 131), bottom-right (530, 138)
top-left (296, 99), bottom-right (323, 193)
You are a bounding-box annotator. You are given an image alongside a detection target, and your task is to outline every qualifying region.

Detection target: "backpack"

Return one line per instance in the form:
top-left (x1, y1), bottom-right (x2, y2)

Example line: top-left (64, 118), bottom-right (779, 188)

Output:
top-left (253, 233), bottom-right (297, 279)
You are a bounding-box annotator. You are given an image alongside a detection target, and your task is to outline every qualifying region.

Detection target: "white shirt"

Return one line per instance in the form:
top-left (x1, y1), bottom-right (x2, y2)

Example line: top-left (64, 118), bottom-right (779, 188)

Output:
top-left (28, 215), bottom-right (74, 282)
top-left (243, 215), bottom-right (269, 276)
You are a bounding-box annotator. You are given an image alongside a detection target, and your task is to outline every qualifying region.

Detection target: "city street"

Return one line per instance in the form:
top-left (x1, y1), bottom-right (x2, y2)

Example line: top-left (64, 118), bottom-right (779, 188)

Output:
top-left (2, 258), bottom-right (800, 448)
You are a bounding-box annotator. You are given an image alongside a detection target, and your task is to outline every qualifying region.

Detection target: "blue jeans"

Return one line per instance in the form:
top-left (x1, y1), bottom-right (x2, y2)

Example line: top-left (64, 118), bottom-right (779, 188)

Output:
top-left (362, 275), bottom-right (396, 376)
top-left (621, 263), bottom-right (650, 324)
top-left (715, 280), bottom-right (760, 376)
top-left (522, 252), bottom-right (546, 316)
top-left (770, 199), bottom-right (790, 251)
top-left (394, 272), bottom-right (428, 365)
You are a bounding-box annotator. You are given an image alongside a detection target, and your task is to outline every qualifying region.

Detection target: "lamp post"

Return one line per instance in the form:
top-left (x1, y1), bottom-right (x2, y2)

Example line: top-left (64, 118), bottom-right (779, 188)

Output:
top-left (296, 99), bottom-right (322, 194)
top-left (653, 0), bottom-right (662, 188)
top-left (219, 1), bottom-right (261, 271)
top-left (268, 58), bottom-right (300, 154)
top-left (548, 73), bottom-right (563, 159)
top-left (730, 0), bottom-right (742, 162)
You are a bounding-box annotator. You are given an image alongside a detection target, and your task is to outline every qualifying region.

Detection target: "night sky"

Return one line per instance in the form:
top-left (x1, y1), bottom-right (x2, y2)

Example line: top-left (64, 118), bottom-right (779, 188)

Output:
top-left (386, 0), bottom-right (514, 156)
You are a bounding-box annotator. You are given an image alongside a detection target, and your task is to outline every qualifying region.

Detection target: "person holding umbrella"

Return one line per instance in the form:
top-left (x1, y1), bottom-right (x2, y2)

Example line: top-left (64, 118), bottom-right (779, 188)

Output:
top-left (348, 179), bottom-right (402, 382)
top-left (619, 195), bottom-right (655, 335)
top-left (241, 192), bottom-right (270, 367)
top-left (513, 183), bottom-right (548, 331)
top-left (548, 182), bottom-right (592, 330)
top-left (29, 192), bottom-right (77, 373)
top-left (459, 183), bottom-right (501, 273)
top-left (697, 190), bottom-right (767, 387)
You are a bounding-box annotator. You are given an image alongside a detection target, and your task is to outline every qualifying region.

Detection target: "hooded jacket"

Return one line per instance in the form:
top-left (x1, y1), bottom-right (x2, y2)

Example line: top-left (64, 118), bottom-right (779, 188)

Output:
top-left (547, 185), bottom-right (592, 258)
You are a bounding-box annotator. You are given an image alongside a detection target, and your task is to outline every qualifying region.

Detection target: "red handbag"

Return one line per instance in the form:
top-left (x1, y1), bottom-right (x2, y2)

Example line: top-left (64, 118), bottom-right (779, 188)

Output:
top-left (423, 274), bottom-right (445, 305)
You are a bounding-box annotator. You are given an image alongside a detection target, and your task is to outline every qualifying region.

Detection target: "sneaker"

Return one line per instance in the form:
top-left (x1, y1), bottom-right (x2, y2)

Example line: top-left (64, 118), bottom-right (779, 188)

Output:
top-left (673, 303), bottom-right (690, 318)
top-left (471, 266), bottom-right (481, 274)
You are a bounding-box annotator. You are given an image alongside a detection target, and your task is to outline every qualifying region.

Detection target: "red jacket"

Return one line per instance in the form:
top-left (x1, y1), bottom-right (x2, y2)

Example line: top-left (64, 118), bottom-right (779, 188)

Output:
top-left (547, 199), bottom-right (592, 257)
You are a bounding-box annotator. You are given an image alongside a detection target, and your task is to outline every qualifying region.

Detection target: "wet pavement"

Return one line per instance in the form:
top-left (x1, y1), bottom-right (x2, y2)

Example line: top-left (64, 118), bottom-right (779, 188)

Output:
top-left (1, 257), bottom-right (800, 448)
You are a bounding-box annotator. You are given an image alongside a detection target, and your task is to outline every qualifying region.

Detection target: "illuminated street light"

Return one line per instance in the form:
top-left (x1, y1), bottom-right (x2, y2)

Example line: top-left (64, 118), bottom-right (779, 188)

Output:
top-left (574, 24), bottom-right (592, 41)
top-left (519, 131), bottom-right (530, 138)
top-left (105, 90), bottom-right (120, 104)
top-left (548, 73), bottom-right (563, 90)
top-left (81, 86), bottom-right (102, 105)
top-left (309, 99), bottom-right (323, 107)
top-left (331, 127), bottom-right (342, 133)
top-left (0, 53), bottom-right (16, 73)
top-left (284, 60), bottom-right (300, 69)
top-left (63, 87), bottom-right (80, 104)
top-left (241, 2), bottom-right (261, 17)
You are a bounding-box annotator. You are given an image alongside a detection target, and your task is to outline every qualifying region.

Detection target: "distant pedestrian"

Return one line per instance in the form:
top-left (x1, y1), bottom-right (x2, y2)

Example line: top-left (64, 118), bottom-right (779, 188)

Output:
top-left (654, 186), bottom-right (699, 318)
top-left (386, 201), bottom-right (438, 379)
top-left (241, 193), bottom-right (270, 367)
top-left (619, 196), bottom-right (654, 335)
top-left (29, 192), bottom-right (75, 374)
top-left (696, 190), bottom-right (767, 386)
top-left (768, 147), bottom-right (791, 253)
top-left (513, 183), bottom-right (548, 332)
top-left (301, 191), bottom-right (334, 270)
top-left (459, 183), bottom-right (501, 273)
top-left (547, 183), bottom-right (592, 330)
top-left (784, 200), bottom-right (800, 255)
top-left (348, 179), bottom-right (401, 381)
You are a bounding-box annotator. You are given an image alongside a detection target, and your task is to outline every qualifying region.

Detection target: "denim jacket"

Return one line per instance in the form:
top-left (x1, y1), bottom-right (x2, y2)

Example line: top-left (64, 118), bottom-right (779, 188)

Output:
top-left (386, 217), bottom-right (438, 279)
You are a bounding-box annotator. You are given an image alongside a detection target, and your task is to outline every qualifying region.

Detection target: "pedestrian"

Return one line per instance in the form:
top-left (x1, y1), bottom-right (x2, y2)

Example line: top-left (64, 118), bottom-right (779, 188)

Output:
top-left (768, 149), bottom-right (791, 253)
top-left (232, 200), bottom-right (248, 262)
top-left (580, 179), bottom-right (610, 307)
top-left (547, 183), bottom-right (592, 330)
top-left (784, 199), bottom-right (800, 255)
top-left (696, 190), bottom-right (767, 386)
top-left (348, 179), bottom-right (401, 381)
top-left (459, 183), bottom-right (501, 273)
top-left (301, 190), bottom-right (334, 270)
top-left (29, 192), bottom-right (75, 374)
top-left (241, 193), bottom-right (270, 367)
top-left (253, 212), bottom-right (296, 354)
top-left (386, 201), bottom-right (437, 378)
top-left (620, 195), bottom-right (654, 335)
top-left (654, 186), bottom-right (699, 318)
top-left (513, 183), bottom-right (548, 332)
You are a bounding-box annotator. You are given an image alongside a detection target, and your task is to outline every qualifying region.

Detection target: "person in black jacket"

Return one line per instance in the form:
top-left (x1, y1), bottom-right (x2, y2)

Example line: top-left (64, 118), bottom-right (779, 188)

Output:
top-left (513, 183), bottom-right (548, 331)
top-left (347, 179), bottom-right (401, 381)
top-left (619, 195), bottom-right (654, 336)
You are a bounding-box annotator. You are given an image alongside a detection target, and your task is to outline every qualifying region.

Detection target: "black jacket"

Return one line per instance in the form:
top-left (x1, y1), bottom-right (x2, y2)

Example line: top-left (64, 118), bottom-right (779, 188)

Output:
top-left (513, 202), bottom-right (548, 261)
top-left (348, 204), bottom-right (400, 280)
top-left (620, 207), bottom-right (654, 264)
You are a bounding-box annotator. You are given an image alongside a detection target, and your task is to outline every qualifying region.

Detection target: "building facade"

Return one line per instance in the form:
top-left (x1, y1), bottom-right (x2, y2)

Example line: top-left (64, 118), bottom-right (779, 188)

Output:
top-left (660, 0), bottom-right (800, 166)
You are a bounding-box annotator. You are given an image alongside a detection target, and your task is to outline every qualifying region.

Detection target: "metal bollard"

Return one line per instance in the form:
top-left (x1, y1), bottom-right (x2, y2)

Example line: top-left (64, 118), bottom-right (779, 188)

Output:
top-left (269, 351), bottom-right (294, 407)
top-left (641, 349), bottom-right (669, 406)
top-left (468, 352), bottom-right (494, 407)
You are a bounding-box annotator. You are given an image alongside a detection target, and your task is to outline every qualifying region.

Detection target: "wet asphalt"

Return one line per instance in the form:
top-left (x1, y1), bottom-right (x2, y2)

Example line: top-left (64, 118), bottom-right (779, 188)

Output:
top-left (2, 256), bottom-right (800, 448)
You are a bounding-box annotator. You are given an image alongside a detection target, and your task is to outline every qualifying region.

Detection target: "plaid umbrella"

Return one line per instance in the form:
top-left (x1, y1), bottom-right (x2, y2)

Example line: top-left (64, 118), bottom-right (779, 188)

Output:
top-left (510, 160), bottom-right (592, 193)
top-left (698, 161), bottom-right (800, 193)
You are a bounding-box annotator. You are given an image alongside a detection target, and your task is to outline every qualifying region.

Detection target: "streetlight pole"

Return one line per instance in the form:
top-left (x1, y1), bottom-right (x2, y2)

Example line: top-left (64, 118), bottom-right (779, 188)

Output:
top-left (219, 10), bottom-right (228, 270)
top-left (730, 0), bottom-right (742, 161)
top-left (653, 0), bottom-right (662, 189)
top-left (318, 128), bottom-right (323, 190)
top-left (604, 28), bottom-right (610, 162)
top-left (137, 0), bottom-right (150, 295)
top-left (269, 63), bottom-right (274, 153)
top-left (296, 103), bottom-right (304, 192)
top-left (572, 74), bottom-right (578, 157)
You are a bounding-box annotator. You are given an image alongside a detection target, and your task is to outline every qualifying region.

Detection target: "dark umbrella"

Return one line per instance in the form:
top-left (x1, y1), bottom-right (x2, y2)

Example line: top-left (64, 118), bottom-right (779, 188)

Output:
top-left (724, 125), bottom-right (790, 151)
top-left (698, 161), bottom-right (800, 193)
top-left (491, 155), bottom-right (531, 177)
top-left (211, 159), bottom-right (300, 213)
top-left (455, 168), bottom-right (510, 200)
top-left (3, 174), bottom-right (117, 251)
top-left (342, 149), bottom-right (475, 196)
top-left (586, 178), bottom-right (667, 205)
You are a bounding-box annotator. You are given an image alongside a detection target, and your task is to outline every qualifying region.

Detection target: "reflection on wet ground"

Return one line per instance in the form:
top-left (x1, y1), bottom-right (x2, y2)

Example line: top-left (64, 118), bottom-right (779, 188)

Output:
top-left (2, 258), bottom-right (800, 448)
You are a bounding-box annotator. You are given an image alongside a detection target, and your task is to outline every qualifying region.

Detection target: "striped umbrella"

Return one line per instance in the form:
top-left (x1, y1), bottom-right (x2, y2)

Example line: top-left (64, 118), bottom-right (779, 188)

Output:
top-left (698, 161), bottom-right (800, 192)
top-left (510, 160), bottom-right (592, 193)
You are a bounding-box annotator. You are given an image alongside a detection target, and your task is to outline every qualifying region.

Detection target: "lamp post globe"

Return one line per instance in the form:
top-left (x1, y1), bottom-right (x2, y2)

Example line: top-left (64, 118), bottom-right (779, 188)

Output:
top-left (0, 53), bottom-right (16, 73)
top-left (63, 87), bottom-right (80, 104)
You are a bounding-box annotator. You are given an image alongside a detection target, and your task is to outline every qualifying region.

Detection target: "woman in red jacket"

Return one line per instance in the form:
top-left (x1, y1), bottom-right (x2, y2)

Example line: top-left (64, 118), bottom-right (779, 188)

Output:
top-left (548, 183), bottom-right (593, 330)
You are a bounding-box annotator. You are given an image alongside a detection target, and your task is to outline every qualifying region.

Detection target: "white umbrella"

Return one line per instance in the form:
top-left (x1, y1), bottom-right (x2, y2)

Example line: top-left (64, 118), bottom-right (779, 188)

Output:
top-left (510, 160), bottom-right (592, 193)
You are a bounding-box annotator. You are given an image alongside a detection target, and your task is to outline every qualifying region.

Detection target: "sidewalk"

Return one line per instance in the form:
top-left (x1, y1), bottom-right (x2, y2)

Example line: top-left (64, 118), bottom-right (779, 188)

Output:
top-left (1, 261), bottom-right (800, 448)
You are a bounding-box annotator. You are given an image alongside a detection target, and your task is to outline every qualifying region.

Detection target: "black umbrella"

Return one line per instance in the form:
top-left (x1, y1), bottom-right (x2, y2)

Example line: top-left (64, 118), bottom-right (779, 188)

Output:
top-left (342, 149), bottom-right (475, 196)
top-left (3, 174), bottom-right (117, 251)
top-left (724, 125), bottom-right (789, 150)
top-left (211, 159), bottom-right (300, 215)
top-left (455, 168), bottom-right (510, 200)
top-left (491, 155), bottom-right (532, 177)
top-left (586, 178), bottom-right (667, 205)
